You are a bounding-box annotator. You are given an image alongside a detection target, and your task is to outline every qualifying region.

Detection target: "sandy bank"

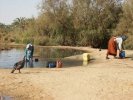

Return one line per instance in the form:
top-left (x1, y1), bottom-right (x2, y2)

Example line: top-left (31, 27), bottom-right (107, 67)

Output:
top-left (0, 47), bottom-right (133, 100)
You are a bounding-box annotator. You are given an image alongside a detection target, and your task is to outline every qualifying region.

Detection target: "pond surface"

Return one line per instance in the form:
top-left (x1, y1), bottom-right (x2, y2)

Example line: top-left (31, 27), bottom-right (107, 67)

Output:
top-left (0, 95), bottom-right (13, 100)
top-left (0, 47), bottom-right (87, 68)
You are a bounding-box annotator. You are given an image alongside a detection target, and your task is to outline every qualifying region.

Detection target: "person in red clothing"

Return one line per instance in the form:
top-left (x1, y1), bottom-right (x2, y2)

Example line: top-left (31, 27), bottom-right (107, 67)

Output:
top-left (106, 35), bottom-right (128, 59)
top-left (106, 37), bottom-right (117, 59)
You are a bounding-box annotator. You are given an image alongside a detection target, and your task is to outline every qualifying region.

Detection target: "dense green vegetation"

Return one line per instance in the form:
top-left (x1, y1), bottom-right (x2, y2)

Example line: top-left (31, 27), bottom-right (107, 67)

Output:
top-left (0, 0), bottom-right (133, 49)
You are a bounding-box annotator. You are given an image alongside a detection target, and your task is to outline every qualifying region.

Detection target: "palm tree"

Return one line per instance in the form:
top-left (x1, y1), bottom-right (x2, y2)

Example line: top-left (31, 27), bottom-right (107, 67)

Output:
top-left (12, 17), bottom-right (27, 31)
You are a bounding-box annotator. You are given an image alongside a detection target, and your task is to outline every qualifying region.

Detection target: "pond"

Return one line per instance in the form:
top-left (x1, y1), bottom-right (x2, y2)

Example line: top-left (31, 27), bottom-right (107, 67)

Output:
top-left (0, 95), bottom-right (13, 100)
top-left (0, 47), bottom-right (88, 68)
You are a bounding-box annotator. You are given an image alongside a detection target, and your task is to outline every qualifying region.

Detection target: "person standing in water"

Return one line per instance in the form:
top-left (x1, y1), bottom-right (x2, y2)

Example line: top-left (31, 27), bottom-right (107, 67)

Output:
top-left (25, 43), bottom-right (34, 67)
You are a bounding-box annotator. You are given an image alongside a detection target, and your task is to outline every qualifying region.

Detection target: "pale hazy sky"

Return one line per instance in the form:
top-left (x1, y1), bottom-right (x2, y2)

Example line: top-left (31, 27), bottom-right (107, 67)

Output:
top-left (0, 0), bottom-right (41, 25)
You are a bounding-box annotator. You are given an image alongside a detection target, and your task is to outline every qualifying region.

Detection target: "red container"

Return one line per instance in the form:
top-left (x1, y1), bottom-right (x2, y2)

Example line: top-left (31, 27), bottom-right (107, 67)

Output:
top-left (56, 60), bottom-right (62, 68)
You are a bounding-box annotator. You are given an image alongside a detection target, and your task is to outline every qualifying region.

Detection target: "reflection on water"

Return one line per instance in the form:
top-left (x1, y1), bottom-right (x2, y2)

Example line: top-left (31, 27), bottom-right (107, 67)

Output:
top-left (37, 48), bottom-right (84, 58)
top-left (83, 61), bottom-right (89, 66)
top-left (0, 47), bottom-right (86, 68)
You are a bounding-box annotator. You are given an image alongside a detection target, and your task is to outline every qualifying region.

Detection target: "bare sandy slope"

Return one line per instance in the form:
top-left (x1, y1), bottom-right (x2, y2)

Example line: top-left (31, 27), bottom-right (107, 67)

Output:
top-left (1, 47), bottom-right (133, 100)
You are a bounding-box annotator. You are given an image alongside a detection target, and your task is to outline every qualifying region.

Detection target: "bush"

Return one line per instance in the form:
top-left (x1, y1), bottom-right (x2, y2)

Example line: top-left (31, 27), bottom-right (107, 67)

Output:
top-left (22, 37), bottom-right (34, 44)
top-left (9, 37), bottom-right (15, 42)
top-left (34, 37), bottom-right (49, 46)
top-left (15, 38), bottom-right (21, 43)
top-left (124, 37), bottom-right (133, 50)
top-left (4, 36), bottom-right (8, 41)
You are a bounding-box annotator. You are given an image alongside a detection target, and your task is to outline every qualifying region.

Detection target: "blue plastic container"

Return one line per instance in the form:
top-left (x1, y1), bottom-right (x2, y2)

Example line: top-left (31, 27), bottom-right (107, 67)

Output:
top-left (119, 51), bottom-right (125, 58)
top-left (49, 63), bottom-right (56, 68)
top-left (46, 61), bottom-right (56, 68)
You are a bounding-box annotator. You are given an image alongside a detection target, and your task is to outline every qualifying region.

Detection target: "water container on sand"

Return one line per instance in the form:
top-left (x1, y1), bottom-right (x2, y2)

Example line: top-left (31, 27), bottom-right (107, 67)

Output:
top-left (56, 60), bottom-right (63, 68)
top-left (119, 51), bottom-right (125, 59)
top-left (46, 61), bottom-right (56, 68)
top-left (83, 53), bottom-right (90, 61)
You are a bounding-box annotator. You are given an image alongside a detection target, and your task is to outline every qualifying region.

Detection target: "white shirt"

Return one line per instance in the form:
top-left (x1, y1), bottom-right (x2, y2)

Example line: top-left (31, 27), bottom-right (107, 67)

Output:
top-left (26, 43), bottom-right (32, 49)
top-left (114, 37), bottom-right (123, 50)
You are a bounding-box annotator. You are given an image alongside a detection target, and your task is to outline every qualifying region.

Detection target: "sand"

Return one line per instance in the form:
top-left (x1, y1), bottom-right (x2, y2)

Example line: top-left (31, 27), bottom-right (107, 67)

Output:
top-left (0, 47), bottom-right (133, 100)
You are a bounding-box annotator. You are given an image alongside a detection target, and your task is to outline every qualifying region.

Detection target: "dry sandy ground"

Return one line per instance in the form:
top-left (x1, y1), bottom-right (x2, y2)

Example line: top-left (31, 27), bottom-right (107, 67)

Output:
top-left (1, 47), bottom-right (133, 100)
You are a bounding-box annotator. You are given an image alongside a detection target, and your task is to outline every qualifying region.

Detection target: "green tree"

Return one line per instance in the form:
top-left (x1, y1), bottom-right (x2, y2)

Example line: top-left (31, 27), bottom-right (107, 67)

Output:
top-left (114, 0), bottom-right (133, 49)
top-left (71, 0), bottom-right (122, 47)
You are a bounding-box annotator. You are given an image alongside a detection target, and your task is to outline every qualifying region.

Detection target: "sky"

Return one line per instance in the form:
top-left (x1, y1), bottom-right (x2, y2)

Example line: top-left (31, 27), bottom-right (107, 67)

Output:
top-left (0, 0), bottom-right (42, 25)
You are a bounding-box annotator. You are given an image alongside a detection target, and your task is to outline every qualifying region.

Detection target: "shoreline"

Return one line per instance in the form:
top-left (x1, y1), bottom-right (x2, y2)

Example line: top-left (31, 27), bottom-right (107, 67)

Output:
top-left (0, 47), bottom-right (133, 100)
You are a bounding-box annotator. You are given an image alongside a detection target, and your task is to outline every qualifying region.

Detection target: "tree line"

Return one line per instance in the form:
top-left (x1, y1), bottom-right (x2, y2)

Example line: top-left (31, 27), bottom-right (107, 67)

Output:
top-left (0, 0), bottom-right (133, 49)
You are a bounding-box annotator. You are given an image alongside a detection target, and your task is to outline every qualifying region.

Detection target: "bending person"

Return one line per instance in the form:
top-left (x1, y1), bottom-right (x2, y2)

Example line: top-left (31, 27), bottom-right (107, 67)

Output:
top-left (106, 35), bottom-right (128, 59)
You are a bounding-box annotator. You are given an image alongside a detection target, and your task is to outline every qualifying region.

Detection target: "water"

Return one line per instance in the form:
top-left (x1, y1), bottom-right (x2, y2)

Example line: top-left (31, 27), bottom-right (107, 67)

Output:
top-left (0, 49), bottom-right (24, 68)
top-left (0, 96), bottom-right (13, 100)
top-left (0, 47), bottom-right (86, 68)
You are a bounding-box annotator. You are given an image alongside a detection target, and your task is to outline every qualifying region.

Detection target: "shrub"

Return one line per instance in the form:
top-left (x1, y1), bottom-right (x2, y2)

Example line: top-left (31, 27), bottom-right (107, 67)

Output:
top-left (22, 37), bottom-right (34, 44)
top-left (34, 37), bottom-right (49, 46)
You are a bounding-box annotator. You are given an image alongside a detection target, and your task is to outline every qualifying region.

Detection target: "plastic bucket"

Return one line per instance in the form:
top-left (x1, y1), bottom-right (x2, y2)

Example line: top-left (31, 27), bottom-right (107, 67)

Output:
top-left (119, 51), bottom-right (125, 58)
